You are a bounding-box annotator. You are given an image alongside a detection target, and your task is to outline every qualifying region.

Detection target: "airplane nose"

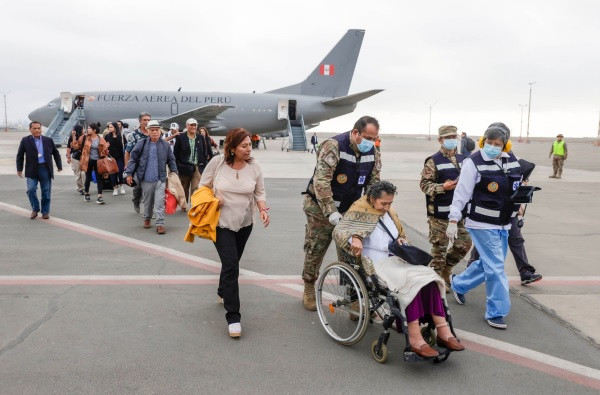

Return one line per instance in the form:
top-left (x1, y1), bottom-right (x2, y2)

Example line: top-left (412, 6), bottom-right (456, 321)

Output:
top-left (28, 108), bottom-right (42, 121)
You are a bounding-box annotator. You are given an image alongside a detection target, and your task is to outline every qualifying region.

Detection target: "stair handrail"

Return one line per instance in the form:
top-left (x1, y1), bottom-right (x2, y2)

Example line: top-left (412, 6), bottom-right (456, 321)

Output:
top-left (44, 108), bottom-right (65, 137)
top-left (299, 115), bottom-right (308, 150)
top-left (58, 108), bottom-right (85, 145)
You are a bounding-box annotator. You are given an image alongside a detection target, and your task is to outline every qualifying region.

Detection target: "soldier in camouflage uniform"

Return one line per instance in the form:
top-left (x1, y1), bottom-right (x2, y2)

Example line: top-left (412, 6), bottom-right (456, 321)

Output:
top-left (301, 116), bottom-right (382, 310)
top-left (420, 125), bottom-right (472, 291)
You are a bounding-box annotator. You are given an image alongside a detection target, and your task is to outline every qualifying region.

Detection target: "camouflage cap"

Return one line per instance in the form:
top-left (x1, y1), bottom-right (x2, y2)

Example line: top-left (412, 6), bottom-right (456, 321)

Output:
top-left (438, 125), bottom-right (458, 138)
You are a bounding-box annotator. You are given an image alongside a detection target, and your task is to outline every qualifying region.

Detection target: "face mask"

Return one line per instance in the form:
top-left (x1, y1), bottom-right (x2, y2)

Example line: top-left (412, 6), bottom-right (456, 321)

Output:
top-left (483, 143), bottom-right (502, 158)
top-left (357, 137), bottom-right (374, 153)
top-left (442, 139), bottom-right (458, 150)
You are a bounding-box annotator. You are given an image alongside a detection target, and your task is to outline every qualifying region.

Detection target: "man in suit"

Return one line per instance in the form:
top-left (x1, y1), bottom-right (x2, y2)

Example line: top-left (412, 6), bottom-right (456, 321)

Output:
top-left (16, 121), bottom-right (62, 219)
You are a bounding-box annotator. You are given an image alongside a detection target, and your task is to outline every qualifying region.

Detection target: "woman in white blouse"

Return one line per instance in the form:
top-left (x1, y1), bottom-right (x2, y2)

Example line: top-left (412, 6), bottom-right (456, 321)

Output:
top-left (200, 128), bottom-right (270, 338)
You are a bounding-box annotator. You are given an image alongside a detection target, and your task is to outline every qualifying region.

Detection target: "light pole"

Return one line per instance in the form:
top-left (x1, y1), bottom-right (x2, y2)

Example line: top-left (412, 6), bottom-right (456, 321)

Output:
top-left (526, 82), bottom-right (535, 143)
top-left (2, 92), bottom-right (9, 132)
top-left (428, 103), bottom-right (436, 141)
top-left (518, 104), bottom-right (527, 142)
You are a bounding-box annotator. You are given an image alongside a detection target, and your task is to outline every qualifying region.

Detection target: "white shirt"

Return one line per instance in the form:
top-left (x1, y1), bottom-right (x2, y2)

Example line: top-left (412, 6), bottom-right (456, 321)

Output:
top-left (349, 213), bottom-right (399, 263)
top-left (448, 150), bottom-right (512, 230)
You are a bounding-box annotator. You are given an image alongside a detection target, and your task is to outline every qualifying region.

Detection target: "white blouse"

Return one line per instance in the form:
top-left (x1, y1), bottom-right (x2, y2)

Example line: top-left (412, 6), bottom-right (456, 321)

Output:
top-left (200, 156), bottom-right (266, 231)
top-left (361, 213), bottom-right (398, 263)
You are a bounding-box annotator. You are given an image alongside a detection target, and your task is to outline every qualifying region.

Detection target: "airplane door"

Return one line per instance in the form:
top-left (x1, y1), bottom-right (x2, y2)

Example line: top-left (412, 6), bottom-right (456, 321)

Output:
top-left (60, 92), bottom-right (73, 113)
top-left (171, 102), bottom-right (178, 115)
top-left (277, 99), bottom-right (288, 120)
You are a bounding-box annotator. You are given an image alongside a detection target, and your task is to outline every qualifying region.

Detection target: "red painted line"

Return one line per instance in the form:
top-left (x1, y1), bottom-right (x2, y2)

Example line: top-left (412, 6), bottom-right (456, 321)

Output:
top-left (509, 280), bottom-right (600, 286)
top-left (462, 339), bottom-right (600, 391)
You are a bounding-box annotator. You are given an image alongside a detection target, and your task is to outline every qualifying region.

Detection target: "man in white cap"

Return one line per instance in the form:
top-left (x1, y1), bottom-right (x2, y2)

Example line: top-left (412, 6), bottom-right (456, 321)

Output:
top-left (163, 122), bottom-right (180, 152)
top-left (173, 118), bottom-right (209, 203)
top-left (124, 120), bottom-right (178, 234)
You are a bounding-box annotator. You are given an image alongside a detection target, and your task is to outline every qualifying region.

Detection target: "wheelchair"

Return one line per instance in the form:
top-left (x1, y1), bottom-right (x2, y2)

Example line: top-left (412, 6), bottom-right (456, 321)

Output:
top-left (315, 260), bottom-right (459, 364)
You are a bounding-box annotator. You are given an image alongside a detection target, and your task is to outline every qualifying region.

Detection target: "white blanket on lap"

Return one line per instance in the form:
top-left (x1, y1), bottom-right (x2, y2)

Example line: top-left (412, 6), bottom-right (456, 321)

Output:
top-left (372, 256), bottom-right (446, 309)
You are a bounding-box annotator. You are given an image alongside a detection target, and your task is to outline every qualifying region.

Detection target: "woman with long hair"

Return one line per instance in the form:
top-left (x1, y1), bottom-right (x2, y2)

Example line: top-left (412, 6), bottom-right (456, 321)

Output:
top-left (198, 127), bottom-right (215, 168)
top-left (105, 121), bottom-right (125, 196)
top-left (73, 123), bottom-right (110, 204)
top-left (199, 128), bottom-right (269, 338)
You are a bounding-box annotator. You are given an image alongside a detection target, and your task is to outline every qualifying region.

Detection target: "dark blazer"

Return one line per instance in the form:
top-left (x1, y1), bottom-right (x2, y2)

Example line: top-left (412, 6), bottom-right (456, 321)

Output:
top-left (16, 135), bottom-right (62, 179)
top-left (173, 132), bottom-right (208, 167)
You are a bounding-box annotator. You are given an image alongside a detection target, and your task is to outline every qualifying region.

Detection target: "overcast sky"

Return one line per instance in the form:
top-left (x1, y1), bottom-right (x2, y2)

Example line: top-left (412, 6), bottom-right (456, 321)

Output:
top-left (2, 0), bottom-right (599, 137)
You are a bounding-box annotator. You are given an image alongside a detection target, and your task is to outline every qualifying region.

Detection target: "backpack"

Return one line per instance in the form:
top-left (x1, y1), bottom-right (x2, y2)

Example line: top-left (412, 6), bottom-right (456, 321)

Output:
top-left (466, 137), bottom-right (476, 151)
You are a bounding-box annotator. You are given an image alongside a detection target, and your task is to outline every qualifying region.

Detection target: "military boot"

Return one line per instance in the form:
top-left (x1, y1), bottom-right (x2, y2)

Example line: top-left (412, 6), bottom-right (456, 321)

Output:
top-left (441, 266), bottom-right (453, 294)
top-left (303, 282), bottom-right (317, 311)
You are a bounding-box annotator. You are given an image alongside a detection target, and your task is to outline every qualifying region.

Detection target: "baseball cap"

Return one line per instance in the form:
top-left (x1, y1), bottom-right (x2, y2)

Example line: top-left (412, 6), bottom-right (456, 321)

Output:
top-left (170, 122), bottom-right (179, 130)
top-left (186, 118), bottom-right (198, 125)
top-left (147, 120), bottom-right (161, 129)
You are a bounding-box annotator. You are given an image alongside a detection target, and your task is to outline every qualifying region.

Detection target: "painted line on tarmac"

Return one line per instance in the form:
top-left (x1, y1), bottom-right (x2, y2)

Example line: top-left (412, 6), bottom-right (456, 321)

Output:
top-left (0, 275), bottom-right (302, 285)
top-left (2, 200), bottom-right (599, 389)
top-left (456, 329), bottom-right (600, 390)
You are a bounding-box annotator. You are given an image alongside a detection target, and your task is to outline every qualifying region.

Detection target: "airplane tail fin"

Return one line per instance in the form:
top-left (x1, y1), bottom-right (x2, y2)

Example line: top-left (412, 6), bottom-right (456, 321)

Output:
top-left (267, 29), bottom-right (365, 97)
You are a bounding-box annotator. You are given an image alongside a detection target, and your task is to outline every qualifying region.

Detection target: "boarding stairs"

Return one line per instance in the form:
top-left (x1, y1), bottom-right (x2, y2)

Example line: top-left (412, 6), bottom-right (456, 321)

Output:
top-left (45, 107), bottom-right (86, 147)
top-left (281, 115), bottom-right (308, 152)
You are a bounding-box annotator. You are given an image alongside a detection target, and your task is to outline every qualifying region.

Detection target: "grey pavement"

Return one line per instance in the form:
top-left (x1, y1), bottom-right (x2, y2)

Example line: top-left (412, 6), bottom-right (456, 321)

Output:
top-left (1, 132), bottom-right (599, 393)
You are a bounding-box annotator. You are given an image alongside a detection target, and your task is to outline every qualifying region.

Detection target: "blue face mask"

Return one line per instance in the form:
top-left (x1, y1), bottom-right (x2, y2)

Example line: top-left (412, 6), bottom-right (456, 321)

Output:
top-left (442, 139), bottom-right (458, 150)
top-left (483, 143), bottom-right (502, 158)
top-left (357, 137), bottom-right (374, 153)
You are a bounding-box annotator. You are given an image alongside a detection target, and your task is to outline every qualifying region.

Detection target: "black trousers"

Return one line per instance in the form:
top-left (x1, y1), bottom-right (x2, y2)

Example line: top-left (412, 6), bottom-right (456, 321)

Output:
top-left (214, 225), bottom-right (253, 324)
top-left (468, 216), bottom-right (536, 275)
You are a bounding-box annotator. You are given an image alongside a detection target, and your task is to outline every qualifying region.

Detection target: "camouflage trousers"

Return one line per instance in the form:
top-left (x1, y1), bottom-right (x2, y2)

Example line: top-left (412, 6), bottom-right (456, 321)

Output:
top-left (302, 196), bottom-right (341, 283)
top-left (427, 217), bottom-right (472, 275)
top-left (552, 155), bottom-right (565, 176)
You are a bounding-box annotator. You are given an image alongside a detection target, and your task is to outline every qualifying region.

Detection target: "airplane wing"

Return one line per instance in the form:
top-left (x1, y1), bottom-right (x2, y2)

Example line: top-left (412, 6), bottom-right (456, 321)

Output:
top-left (321, 89), bottom-right (384, 106)
top-left (158, 104), bottom-right (234, 128)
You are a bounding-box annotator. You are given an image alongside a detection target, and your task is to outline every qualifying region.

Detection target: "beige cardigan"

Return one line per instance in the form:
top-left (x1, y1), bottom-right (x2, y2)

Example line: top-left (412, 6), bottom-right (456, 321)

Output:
top-left (200, 156), bottom-right (266, 231)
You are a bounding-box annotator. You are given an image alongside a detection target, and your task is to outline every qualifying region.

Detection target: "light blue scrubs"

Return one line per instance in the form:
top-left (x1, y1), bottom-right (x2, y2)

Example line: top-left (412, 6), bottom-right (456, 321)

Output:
top-left (451, 228), bottom-right (510, 319)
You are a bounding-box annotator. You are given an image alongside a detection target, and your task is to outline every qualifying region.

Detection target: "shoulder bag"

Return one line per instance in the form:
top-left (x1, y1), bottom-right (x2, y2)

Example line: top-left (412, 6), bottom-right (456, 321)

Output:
top-left (377, 218), bottom-right (432, 266)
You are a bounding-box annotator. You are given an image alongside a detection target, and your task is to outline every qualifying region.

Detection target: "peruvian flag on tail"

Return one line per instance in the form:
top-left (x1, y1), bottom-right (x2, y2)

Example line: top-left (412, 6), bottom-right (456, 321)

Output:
top-left (319, 64), bottom-right (335, 76)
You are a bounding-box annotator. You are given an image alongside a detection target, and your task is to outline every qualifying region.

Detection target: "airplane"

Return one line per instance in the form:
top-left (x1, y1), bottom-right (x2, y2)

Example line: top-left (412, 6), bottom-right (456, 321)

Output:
top-left (28, 29), bottom-right (383, 149)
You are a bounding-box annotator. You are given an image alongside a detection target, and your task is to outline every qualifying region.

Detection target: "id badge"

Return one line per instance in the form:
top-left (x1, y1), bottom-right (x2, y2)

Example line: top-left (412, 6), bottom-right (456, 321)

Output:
top-left (358, 175), bottom-right (366, 185)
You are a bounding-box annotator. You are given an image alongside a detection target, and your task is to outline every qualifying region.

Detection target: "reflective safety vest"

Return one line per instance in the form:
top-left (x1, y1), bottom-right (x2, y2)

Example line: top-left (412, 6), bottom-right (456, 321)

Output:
top-left (425, 151), bottom-right (464, 220)
top-left (465, 151), bottom-right (522, 226)
top-left (553, 140), bottom-right (565, 156)
top-left (306, 132), bottom-right (376, 214)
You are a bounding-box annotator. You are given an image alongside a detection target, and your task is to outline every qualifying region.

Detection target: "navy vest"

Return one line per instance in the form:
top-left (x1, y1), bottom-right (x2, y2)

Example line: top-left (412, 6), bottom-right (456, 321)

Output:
top-left (466, 151), bottom-right (522, 226)
top-left (425, 151), bottom-right (464, 219)
top-left (307, 132), bottom-right (376, 213)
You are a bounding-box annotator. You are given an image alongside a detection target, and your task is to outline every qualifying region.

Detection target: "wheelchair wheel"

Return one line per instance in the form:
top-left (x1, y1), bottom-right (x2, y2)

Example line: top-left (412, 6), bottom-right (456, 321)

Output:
top-left (371, 340), bottom-right (389, 364)
top-left (316, 262), bottom-right (369, 345)
top-left (421, 326), bottom-right (436, 347)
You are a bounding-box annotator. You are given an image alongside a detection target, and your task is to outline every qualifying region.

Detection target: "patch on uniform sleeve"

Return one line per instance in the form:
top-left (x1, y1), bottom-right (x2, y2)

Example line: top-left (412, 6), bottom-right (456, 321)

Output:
top-left (487, 182), bottom-right (499, 192)
top-left (324, 152), bottom-right (337, 167)
top-left (336, 174), bottom-right (348, 184)
top-left (513, 181), bottom-right (521, 191)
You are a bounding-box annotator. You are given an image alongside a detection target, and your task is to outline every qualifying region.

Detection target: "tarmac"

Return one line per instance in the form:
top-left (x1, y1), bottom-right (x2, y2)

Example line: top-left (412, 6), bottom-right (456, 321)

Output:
top-left (1, 131), bottom-right (599, 393)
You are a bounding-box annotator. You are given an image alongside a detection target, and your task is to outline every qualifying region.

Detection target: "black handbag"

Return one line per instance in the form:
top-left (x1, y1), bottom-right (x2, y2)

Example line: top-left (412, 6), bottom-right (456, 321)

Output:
top-left (177, 161), bottom-right (195, 176)
top-left (378, 219), bottom-right (432, 266)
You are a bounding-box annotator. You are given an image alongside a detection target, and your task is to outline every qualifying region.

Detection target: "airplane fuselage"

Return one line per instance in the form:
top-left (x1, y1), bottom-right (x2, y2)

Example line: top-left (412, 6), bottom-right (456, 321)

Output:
top-left (32, 90), bottom-right (357, 135)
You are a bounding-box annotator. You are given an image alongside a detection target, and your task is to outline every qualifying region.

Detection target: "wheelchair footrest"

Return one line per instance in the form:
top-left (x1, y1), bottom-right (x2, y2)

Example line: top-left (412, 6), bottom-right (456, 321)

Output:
top-left (403, 346), bottom-right (451, 363)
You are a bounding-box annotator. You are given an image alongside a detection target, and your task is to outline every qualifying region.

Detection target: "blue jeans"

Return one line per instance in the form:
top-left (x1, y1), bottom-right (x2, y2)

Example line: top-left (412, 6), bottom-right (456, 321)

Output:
top-left (26, 165), bottom-right (51, 214)
top-left (451, 228), bottom-right (510, 319)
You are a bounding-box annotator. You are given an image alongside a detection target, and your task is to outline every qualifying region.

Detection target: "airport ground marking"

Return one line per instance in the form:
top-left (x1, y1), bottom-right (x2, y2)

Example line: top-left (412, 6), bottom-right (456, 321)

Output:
top-left (2, 200), bottom-right (600, 390)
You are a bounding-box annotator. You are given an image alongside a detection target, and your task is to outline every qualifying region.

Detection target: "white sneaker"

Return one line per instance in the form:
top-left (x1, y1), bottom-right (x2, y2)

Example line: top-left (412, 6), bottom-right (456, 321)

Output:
top-left (112, 189), bottom-right (118, 196)
top-left (118, 185), bottom-right (126, 195)
top-left (228, 322), bottom-right (242, 338)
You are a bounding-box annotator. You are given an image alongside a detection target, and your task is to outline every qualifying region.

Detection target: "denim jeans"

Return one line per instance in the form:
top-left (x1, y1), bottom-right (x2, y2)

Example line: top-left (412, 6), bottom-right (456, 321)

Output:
top-left (26, 164), bottom-right (51, 214)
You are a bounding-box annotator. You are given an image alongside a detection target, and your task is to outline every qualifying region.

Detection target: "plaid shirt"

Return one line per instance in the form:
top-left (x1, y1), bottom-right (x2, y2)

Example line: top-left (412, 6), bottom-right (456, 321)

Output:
top-left (125, 129), bottom-right (148, 153)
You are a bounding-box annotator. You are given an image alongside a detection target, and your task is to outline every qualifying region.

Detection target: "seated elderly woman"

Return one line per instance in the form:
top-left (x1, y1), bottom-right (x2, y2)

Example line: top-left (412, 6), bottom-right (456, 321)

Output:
top-left (333, 181), bottom-right (465, 358)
